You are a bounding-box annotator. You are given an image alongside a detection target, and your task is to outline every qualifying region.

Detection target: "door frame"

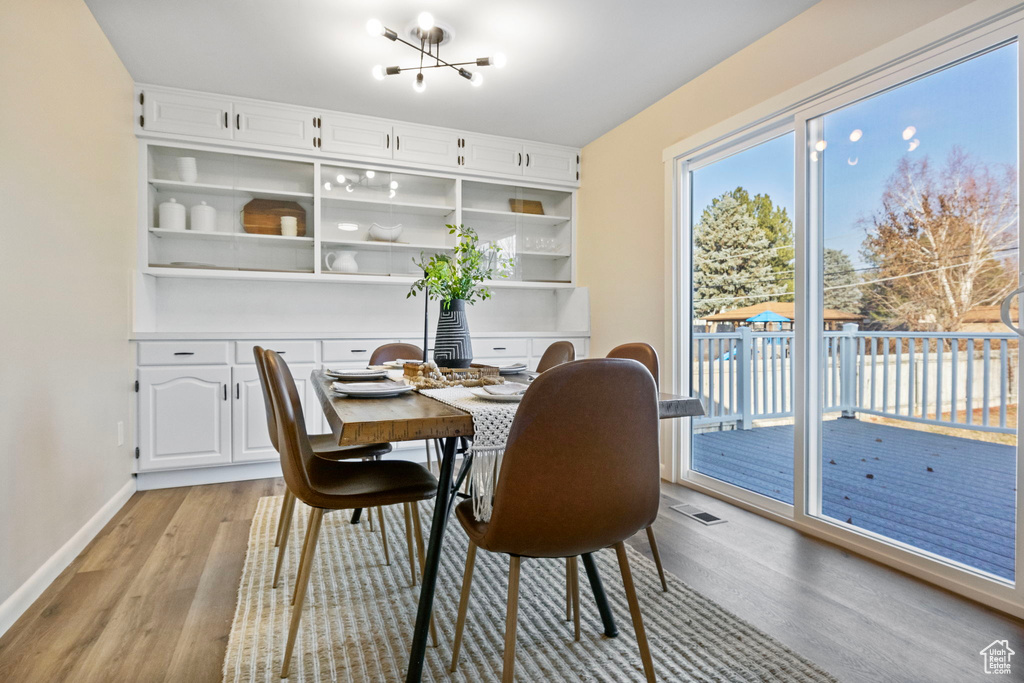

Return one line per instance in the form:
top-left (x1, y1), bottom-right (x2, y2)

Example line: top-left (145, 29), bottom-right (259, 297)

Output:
top-left (667, 9), bottom-right (1024, 617)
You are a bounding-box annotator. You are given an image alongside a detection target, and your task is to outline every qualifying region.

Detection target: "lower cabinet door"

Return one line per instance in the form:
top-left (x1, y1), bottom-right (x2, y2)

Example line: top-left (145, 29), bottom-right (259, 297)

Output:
top-left (232, 364), bottom-right (319, 463)
top-left (138, 366), bottom-right (232, 471)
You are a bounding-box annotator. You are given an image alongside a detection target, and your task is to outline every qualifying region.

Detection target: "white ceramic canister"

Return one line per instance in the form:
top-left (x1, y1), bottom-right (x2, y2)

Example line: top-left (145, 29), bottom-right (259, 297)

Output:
top-left (176, 157), bottom-right (198, 183)
top-left (190, 201), bottom-right (217, 232)
top-left (280, 215), bottom-right (298, 237)
top-left (158, 198), bottom-right (186, 231)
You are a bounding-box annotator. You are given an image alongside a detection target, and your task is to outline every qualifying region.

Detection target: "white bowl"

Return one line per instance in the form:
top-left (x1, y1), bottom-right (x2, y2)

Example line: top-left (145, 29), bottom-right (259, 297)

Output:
top-left (368, 222), bottom-right (403, 242)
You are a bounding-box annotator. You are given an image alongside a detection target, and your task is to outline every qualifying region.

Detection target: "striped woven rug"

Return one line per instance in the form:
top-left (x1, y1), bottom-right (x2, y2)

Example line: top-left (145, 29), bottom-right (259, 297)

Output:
top-left (223, 496), bottom-right (836, 682)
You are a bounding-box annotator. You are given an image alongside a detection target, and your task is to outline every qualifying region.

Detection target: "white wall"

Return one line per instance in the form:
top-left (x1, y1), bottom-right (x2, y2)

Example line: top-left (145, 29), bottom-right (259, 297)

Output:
top-left (0, 0), bottom-right (136, 631)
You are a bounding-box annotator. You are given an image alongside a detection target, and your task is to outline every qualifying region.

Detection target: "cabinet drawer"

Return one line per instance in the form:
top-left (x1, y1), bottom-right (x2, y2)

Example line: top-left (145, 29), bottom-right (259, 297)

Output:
top-left (138, 341), bottom-right (230, 366)
top-left (322, 339), bottom-right (394, 363)
top-left (234, 340), bottom-right (316, 364)
top-left (474, 338), bottom-right (528, 358)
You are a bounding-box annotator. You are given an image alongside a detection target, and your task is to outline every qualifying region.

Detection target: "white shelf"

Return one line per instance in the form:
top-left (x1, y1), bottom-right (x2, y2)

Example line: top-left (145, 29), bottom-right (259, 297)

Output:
top-left (140, 266), bottom-right (575, 289)
top-left (321, 239), bottom-right (454, 252)
top-left (462, 207), bottom-right (571, 226)
top-left (148, 179), bottom-right (313, 201)
top-left (517, 250), bottom-right (571, 259)
top-left (321, 195), bottom-right (455, 217)
top-left (149, 228), bottom-right (314, 245)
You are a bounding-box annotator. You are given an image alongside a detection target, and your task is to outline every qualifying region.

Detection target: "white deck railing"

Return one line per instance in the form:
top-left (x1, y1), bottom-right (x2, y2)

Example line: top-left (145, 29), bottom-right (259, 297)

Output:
top-left (693, 324), bottom-right (1019, 434)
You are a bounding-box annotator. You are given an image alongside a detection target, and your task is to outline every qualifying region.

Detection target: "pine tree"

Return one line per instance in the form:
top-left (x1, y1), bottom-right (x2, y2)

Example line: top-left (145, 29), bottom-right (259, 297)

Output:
top-left (731, 187), bottom-right (794, 299)
top-left (693, 193), bottom-right (778, 318)
top-left (823, 248), bottom-right (861, 313)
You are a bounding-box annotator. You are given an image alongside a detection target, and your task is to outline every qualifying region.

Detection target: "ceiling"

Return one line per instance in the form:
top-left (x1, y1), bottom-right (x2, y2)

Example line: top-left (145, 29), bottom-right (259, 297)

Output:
top-left (85, 0), bottom-right (819, 147)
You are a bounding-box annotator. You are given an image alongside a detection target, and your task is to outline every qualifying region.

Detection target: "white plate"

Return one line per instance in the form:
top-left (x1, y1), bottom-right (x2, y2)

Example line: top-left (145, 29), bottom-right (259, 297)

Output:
top-left (333, 385), bottom-right (414, 398)
top-left (381, 359), bottom-right (422, 368)
top-left (499, 364), bottom-right (528, 375)
top-left (326, 369), bottom-right (388, 381)
top-left (470, 387), bottom-right (524, 402)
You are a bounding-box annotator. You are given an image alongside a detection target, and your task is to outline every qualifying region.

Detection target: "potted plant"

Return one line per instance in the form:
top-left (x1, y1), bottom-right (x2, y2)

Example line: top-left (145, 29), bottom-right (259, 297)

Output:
top-left (408, 224), bottom-right (509, 368)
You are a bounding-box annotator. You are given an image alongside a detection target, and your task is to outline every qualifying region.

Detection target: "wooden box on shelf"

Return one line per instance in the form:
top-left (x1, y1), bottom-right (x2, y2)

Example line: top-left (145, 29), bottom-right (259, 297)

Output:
top-left (508, 199), bottom-right (544, 215)
top-left (242, 199), bottom-right (307, 236)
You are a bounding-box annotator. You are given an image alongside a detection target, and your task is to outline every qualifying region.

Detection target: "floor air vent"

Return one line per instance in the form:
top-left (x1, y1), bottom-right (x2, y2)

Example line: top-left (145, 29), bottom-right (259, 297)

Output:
top-left (670, 503), bottom-right (726, 526)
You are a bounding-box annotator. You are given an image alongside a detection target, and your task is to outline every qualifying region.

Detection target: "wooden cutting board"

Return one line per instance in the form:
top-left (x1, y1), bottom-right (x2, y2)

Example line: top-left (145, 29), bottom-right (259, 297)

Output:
top-left (242, 199), bottom-right (306, 236)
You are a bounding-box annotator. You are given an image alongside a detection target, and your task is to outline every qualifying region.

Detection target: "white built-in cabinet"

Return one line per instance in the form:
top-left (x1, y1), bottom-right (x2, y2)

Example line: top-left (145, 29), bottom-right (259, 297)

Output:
top-left (320, 112), bottom-right (393, 159)
top-left (234, 101), bottom-right (319, 150)
top-left (141, 89), bottom-right (233, 140)
top-left (461, 134), bottom-right (579, 182)
top-left (231, 363), bottom-right (319, 463)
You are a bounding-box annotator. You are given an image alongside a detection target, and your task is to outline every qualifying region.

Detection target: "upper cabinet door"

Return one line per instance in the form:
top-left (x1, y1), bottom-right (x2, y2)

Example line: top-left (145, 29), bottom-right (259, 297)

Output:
top-left (462, 134), bottom-right (523, 175)
top-left (137, 366), bottom-right (232, 471)
top-left (522, 143), bottom-right (578, 182)
top-left (140, 89), bottom-right (233, 140)
top-left (320, 113), bottom-right (393, 159)
top-left (392, 124), bottom-right (459, 167)
top-left (234, 102), bottom-right (318, 150)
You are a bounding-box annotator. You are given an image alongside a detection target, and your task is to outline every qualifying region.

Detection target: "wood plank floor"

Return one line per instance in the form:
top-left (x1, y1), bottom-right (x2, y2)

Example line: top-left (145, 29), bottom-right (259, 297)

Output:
top-left (0, 477), bottom-right (1021, 682)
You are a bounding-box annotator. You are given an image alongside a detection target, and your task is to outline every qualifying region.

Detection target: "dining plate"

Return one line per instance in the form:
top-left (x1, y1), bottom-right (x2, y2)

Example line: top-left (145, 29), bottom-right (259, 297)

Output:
top-left (326, 368), bottom-right (388, 381)
top-left (498, 364), bottom-right (528, 375)
top-left (470, 387), bottom-right (524, 402)
top-left (381, 359), bottom-right (422, 368)
top-left (332, 381), bottom-right (414, 398)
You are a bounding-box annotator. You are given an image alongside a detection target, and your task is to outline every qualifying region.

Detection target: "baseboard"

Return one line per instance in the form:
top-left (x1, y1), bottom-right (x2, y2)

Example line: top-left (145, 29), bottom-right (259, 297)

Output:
top-left (0, 478), bottom-right (136, 638)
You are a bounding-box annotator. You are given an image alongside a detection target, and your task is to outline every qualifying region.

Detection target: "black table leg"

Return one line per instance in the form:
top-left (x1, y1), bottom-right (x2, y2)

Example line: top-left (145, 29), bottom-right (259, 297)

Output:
top-left (350, 508), bottom-right (362, 524)
top-left (405, 436), bottom-right (459, 682)
top-left (582, 552), bottom-right (618, 637)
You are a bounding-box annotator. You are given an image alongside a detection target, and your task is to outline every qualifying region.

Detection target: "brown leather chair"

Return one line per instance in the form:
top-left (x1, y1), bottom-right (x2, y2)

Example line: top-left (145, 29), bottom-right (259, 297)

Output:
top-left (534, 340), bottom-right (576, 373)
top-left (368, 343), bottom-right (438, 473)
top-left (263, 350), bottom-right (440, 677)
top-left (450, 359), bottom-right (660, 682)
top-left (369, 342), bottom-right (425, 365)
top-left (607, 342), bottom-right (668, 592)
top-left (254, 347), bottom-right (397, 590)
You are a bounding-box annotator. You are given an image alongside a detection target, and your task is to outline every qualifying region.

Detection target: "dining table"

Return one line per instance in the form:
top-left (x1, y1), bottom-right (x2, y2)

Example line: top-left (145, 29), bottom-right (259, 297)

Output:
top-left (312, 368), bottom-right (704, 682)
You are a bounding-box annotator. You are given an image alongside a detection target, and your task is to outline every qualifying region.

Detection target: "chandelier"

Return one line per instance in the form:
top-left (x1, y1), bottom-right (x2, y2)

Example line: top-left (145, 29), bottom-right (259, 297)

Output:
top-left (366, 12), bottom-right (506, 92)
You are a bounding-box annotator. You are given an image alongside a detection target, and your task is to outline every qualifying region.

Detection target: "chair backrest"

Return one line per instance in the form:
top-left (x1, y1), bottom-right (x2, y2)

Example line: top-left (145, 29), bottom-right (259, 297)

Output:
top-left (370, 342), bottom-right (423, 365)
top-left (607, 342), bottom-right (660, 390)
top-left (253, 346), bottom-right (280, 452)
top-left (480, 359), bottom-right (660, 558)
top-left (264, 350), bottom-right (319, 505)
top-left (535, 340), bottom-right (576, 373)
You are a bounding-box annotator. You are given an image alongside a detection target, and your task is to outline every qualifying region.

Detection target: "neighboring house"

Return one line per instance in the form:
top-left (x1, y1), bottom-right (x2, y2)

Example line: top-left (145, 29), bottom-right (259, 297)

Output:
top-left (979, 640), bottom-right (1015, 675)
top-left (961, 304), bottom-right (1018, 333)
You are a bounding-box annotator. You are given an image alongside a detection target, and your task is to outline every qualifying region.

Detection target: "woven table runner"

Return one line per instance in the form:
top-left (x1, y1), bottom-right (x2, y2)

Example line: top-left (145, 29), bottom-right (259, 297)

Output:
top-left (420, 387), bottom-right (519, 522)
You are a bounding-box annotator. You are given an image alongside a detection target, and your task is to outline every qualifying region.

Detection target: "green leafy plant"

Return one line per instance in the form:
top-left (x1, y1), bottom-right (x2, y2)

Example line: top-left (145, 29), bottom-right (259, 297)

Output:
top-left (407, 225), bottom-right (510, 306)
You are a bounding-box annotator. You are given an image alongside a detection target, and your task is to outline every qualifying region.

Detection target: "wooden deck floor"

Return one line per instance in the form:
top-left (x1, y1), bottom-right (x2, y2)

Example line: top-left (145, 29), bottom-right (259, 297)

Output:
top-left (693, 419), bottom-right (1016, 579)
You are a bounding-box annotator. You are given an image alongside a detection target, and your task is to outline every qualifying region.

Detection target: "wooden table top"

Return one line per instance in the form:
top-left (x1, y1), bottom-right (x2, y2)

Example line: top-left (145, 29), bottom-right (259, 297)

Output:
top-left (313, 370), bottom-right (704, 446)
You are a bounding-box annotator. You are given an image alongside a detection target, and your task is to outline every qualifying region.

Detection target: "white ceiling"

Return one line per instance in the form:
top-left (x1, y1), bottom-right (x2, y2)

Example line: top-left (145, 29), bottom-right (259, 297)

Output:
top-left (85, 0), bottom-right (819, 147)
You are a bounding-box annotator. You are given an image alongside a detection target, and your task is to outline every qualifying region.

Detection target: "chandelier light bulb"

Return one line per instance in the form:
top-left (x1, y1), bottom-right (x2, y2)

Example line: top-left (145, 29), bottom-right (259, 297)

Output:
top-left (413, 72), bottom-right (426, 93)
top-left (902, 125), bottom-right (916, 141)
top-left (389, 189), bottom-right (397, 199)
top-left (345, 184), bottom-right (353, 192)
top-left (365, 170), bottom-right (375, 179)
top-left (323, 181), bottom-right (332, 191)
top-left (336, 174), bottom-right (347, 184)
top-left (470, 72), bottom-right (483, 87)
top-left (390, 180), bottom-right (399, 190)
top-left (849, 129), bottom-right (863, 142)
top-left (371, 64), bottom-right (385, 81)
top-left (417, 11), bottom-right (435, 31)
top-left (814, 140), bottom-right (827, 152)
top-left (492, 52), bottom-right (507, 68)
top-left (366, 18), bottom-right (384, 36)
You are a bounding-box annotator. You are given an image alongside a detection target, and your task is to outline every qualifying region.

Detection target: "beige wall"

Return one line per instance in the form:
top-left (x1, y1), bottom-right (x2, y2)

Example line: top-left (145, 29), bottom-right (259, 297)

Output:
top-left (0, 0), bottom-right (136, 618)
top-left (577, 0), bottom-right (977, 371)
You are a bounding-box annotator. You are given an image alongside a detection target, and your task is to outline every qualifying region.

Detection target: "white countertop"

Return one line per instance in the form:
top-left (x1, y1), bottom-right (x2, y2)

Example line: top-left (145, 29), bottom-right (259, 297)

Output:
top-left (131, 330), bottom-right (590, 341)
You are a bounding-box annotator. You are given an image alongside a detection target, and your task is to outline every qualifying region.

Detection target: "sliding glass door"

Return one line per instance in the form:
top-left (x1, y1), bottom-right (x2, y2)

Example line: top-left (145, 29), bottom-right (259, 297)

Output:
top-left (806, 43), bottom-right (1019, 580)
top-left (681, 27), bottom-right (1023, 590)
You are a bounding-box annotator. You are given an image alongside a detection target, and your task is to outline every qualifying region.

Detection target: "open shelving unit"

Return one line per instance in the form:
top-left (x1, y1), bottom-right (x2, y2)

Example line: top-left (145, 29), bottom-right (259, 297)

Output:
top-left (140, 144), bottom-right (575, 285)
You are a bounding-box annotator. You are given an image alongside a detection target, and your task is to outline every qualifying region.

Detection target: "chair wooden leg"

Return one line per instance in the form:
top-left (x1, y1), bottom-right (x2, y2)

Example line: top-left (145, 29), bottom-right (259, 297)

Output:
top-left (281, 507), bottom-right (324, 678)
top-left (614, 542), bottom-right (656, 683)
top-left (275, 489), bottom-right (295, 548)
top-left (424, 440), bottom-right (434, 474)
top-left (378, 506), bottom-right (391, 566)
top-left (502, 556), bottom-right (522, 683)
top-left (565, 558), bottom-right (572, 621)
top-left (403, 502), bottom-right (417, 586)
top-left (450, 541), bottom-right (478, 672)
top-left (569, 556), bottom-right (580, 642)
top-left (645, 526), bottom-right (668, 592)
top-left (273, 493), bottom-right (298, 589)
top-left (411, 502), bottom-right (438, 648)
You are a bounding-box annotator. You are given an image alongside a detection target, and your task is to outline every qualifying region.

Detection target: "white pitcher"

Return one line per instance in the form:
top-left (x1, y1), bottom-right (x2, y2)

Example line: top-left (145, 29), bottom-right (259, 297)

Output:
top-left (325, 251), bottom-right (358, 273)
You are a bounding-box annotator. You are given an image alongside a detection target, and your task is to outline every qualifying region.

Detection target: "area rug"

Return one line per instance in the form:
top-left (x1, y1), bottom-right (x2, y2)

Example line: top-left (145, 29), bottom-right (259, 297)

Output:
top-left (223, 496), bottom-right (837, 682)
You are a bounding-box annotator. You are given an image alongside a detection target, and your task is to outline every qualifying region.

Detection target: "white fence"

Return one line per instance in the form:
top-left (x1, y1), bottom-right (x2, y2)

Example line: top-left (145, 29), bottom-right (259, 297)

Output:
top-left (693, 324), bottom-right (1019, 434)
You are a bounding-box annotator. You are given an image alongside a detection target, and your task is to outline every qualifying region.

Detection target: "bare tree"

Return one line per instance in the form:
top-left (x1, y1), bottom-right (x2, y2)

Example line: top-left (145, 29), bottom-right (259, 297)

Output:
top-left (861, 148), bottom-right (1018, 331)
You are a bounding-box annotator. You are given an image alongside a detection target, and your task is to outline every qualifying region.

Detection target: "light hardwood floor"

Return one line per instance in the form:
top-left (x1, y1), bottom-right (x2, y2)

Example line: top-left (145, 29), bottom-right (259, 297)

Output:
top-left (0, 478), bottom-right (1020, 682)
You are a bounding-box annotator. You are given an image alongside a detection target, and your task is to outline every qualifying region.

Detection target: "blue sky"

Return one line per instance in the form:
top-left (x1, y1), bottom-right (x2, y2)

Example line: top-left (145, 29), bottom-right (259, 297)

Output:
top-left (691, 42), bottom-right (1017, 273)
